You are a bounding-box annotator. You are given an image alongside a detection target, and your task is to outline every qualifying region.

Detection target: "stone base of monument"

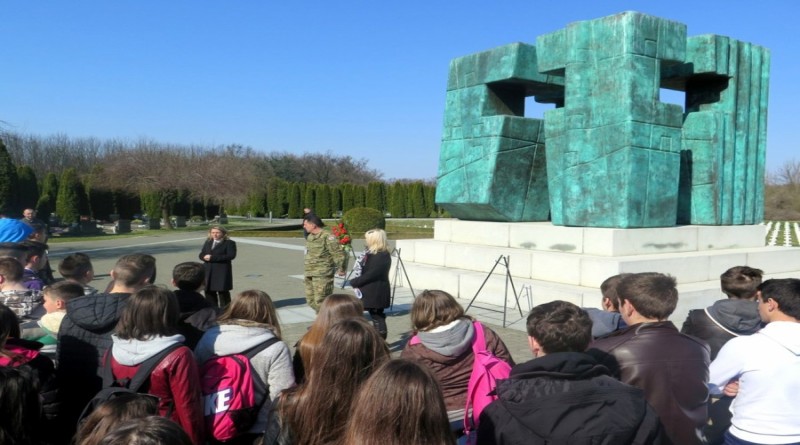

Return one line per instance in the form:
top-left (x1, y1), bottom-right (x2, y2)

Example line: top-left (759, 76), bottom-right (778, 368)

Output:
top-left (393, 220), bottom-right (800, 326)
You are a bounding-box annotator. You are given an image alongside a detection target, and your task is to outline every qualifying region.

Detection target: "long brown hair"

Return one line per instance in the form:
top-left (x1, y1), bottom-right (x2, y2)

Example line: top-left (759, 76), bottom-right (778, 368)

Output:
top-left (296, 293), bottom-right (363, 375)
top-left (410, 289), bottom-right (468, 332)
top-left (74, 394), bottom-right (158, 445)
top-left (115, 286), bottom-right (180, 340)
top-left (217, 290), bottom-right (282, 339)
top-left (342, 359), bottom-right (453, 445)
top-left (280, 318), bottom-right (390, 445)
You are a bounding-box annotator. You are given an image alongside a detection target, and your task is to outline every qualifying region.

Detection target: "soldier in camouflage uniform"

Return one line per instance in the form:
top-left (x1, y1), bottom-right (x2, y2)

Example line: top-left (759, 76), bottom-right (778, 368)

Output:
top-left (303, 214), bottom-right (346, 312)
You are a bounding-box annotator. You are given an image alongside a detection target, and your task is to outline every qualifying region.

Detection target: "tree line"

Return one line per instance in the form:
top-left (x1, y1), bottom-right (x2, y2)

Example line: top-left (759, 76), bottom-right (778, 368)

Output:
top-left (0, 132), bottom-right (442, 228)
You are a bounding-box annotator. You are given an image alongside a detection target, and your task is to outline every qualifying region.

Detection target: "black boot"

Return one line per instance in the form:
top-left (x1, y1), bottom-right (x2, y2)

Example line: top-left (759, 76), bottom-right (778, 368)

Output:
top-left (369, 309), bottom-right (388, 340)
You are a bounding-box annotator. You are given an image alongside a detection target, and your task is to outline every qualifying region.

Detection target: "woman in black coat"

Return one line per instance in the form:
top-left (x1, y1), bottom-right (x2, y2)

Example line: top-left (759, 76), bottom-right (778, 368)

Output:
top-left (348, 229), bottom-right (391, 339)
top-left (199, 225), bottom-right (237, 307)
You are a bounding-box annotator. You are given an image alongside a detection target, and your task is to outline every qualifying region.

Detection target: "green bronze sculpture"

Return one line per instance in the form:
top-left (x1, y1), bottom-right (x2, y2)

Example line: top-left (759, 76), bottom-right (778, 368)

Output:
top-left (435, 11), bottom-right (770, 228)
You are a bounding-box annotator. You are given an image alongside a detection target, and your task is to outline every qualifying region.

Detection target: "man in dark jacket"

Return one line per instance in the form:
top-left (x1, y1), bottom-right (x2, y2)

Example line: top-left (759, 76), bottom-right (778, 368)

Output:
top-left (56, 253), bottom-right (156, 437)
top-left (680, 265), bottom-right (763, 444)
top-left (681, 265), bottom-right (763, 360)
top-left (478, 300), bottom-right (663, 445)
top-left (590, 272), bottom-right (710, 445)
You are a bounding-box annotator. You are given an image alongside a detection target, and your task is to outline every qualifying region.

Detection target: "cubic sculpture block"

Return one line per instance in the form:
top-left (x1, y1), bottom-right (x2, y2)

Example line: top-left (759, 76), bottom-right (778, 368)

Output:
top-left (435, 11), bottom-right (770, 228)
top-left (435, 43), bottom-right (564, 222)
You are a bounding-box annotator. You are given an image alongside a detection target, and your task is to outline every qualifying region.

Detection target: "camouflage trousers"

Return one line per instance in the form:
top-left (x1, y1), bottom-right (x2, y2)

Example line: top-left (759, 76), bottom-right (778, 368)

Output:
top-left (305, 275), bottom-right (334, 313)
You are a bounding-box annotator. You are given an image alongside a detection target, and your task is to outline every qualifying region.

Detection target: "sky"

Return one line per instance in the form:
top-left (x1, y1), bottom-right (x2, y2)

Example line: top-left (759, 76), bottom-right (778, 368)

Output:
top-left (2, 1), bottom-right (797, 180)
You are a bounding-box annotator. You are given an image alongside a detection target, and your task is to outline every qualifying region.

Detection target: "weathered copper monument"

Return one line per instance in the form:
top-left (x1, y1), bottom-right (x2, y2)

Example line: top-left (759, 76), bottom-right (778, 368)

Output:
top-left (435, 12), bottom-right (770, 228)
top-left (396, 12), bottom-right (796, 325)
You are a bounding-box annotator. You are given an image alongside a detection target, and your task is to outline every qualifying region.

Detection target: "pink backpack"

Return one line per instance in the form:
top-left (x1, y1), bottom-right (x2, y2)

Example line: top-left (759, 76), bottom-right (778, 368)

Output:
top-left (200, 338), bottom-right (278, 442)
top-left (463, 322), bottom-right (511, 437)
top-left (408, 321), bottom-right (511, 437)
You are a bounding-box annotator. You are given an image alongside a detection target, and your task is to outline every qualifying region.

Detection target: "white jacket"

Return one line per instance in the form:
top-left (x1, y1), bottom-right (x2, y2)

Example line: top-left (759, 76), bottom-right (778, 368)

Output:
top-left (709, 321), bottom-right (800, 444)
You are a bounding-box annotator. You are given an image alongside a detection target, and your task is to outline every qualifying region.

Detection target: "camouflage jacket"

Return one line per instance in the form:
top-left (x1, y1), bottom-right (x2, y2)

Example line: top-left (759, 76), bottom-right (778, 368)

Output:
top-left (0, 289), bottom-right (43, 318)
top-left (305, 228), bottom-right (346, 276)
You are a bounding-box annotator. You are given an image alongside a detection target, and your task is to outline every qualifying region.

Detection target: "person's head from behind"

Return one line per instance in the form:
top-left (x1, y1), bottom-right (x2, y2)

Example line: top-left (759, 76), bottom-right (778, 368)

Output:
top-left (0, 304), bottom-right (22, 350)
top-left (310, 318), bottom-right (390, 385)
top-left (75, 393), bottom-right (158, 445)
top-left (411, 289), bottom-right (466, 332)
top-left (19, 240), bottom-right (47, 271)
top-left (42, 281), bottom-right (84, 314)
top-left (364, 228), bottom-right (389, 254)
top-left (0, 243), bottom-right (27, 265)
top-left (316, 293), bottom-right (364, 330)
top-left (0, 257), bottom-right (24, 288)
top-left (721, 266), bottom-right (764, 300)
top-left (756, 278), bottom-right (800, 322)
top-left (115, 286), bottom-right (179, 340)
top-left (617, 272), bottom-right (678, 323)
top-left (58, 252), bottom-right (95, 285)
top-left (171, 262), bottom-right (205, 292)
top-left (25, 222), bottom-right (47, 242)
top-left (344, 359), bottom-right (452, 445)
top-left (298, 293), bottom-right (363, 374)
top-left (0, 366), bottom-right (41, 445)
top-left (526, 300), bottom-right (592, 357)
top-left (282, 318), bottom-right (390, 445)
top-left (96, 416), bottom-right (193, 445)
top-left (600, 273), bottom-right (630, 312)
top-left (218, 289), bottom-right (281, 338)
top-left (111, 254), bottom-right (156, 289)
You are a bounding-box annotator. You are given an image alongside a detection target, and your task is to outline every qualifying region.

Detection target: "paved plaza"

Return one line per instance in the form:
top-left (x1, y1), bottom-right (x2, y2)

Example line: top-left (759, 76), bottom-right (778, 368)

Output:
top-left (47, 230), bottom-right (533, 363)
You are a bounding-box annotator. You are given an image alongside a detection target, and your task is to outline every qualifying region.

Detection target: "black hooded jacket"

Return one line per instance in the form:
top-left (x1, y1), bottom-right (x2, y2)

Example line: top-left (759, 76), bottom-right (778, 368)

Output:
top-left (477, 352), bottom-right (663, 445)
top-left (681, 298), bottom-right (762, 360)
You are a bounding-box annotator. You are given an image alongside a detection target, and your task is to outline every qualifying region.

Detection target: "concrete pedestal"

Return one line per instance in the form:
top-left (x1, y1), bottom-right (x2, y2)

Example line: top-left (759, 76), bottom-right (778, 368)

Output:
top-left (394, 221), bottom-right (800, 324)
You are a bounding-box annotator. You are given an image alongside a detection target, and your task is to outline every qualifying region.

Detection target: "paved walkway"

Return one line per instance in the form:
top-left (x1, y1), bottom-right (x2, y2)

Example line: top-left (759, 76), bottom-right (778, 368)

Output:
top-left (48, 232), bottom-right (533, 363)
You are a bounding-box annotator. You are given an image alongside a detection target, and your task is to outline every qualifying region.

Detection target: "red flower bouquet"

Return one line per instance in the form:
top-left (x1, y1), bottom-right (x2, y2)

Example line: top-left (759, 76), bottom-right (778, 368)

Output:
top-left (331, 221), bottom-right (353, 250)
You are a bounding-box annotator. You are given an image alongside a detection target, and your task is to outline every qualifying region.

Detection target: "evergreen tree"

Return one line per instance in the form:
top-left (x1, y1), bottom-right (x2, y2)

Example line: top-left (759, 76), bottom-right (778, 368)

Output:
top-left (353, 184), bottom-right (367, 208)
top-left (389, 182), bottom-right (407, 218)
top-left (341, 183), bottom-right (355, 213)
top-left (0, 140), bottom-right (19, 215)
top-left (409, 181), bottom-right (426, 217)
top-left (56, 168), bottom-right (90, 224)
top-left (246, 190), bottom-right (267, 217)
top-left (16, 165), bottom-right (39, 211)
top-left (366, 181), bottom-right (386, 212)
top-left (36, 173), bottom-right (59, 220)
top-left (330, 185), bottom-right (342, 216)
top-left (139, 191), bottom-right (161, 220)
top-left (315, 184), bottom-right (332, 218)
top-left (287, 182), bottom-right (303, 218)
top-left (304, 184), bottom-right (316, 210)
top-left (267, 178), bottom-right (287, 217)
top-left (423, 183), bottom-right (436, 217)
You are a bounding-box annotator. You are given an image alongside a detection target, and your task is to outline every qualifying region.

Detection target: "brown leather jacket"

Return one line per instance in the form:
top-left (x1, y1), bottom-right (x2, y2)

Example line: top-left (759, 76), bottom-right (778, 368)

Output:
top-left (590, 321), bottom-right (710, 445)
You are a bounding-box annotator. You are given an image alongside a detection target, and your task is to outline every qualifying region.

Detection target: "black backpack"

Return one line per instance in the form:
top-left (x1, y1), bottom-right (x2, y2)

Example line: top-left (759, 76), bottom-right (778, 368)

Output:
top-left (77, 343), bottom-right (183, 426)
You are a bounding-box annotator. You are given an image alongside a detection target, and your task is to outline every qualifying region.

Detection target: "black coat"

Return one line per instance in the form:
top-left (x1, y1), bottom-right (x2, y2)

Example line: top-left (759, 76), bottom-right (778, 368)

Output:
top-left (477, 352), bottom-right (664, 445)
top-left (199, 238), bottom-right (237, 291)
top-left (348, 251), bottom-right (391, 309)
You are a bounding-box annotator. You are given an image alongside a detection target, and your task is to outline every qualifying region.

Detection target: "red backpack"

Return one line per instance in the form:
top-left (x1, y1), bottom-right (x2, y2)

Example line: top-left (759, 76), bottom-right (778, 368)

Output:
top-left (200, 338), bottom-right (279, 442)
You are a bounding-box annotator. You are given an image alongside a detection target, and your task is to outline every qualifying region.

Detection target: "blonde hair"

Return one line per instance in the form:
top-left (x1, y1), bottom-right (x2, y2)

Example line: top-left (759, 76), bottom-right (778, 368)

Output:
top-left (364, 229), bottom-right (389, 254)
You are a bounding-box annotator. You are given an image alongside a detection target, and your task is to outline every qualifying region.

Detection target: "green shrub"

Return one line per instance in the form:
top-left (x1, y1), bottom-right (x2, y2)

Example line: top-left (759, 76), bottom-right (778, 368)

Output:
top-left (342, 207), bottom-right (386, 234)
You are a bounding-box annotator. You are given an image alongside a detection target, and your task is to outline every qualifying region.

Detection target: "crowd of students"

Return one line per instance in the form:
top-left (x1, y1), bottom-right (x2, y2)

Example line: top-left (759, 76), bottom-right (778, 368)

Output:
top-left (1, 217), bottom-right (799, 445)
